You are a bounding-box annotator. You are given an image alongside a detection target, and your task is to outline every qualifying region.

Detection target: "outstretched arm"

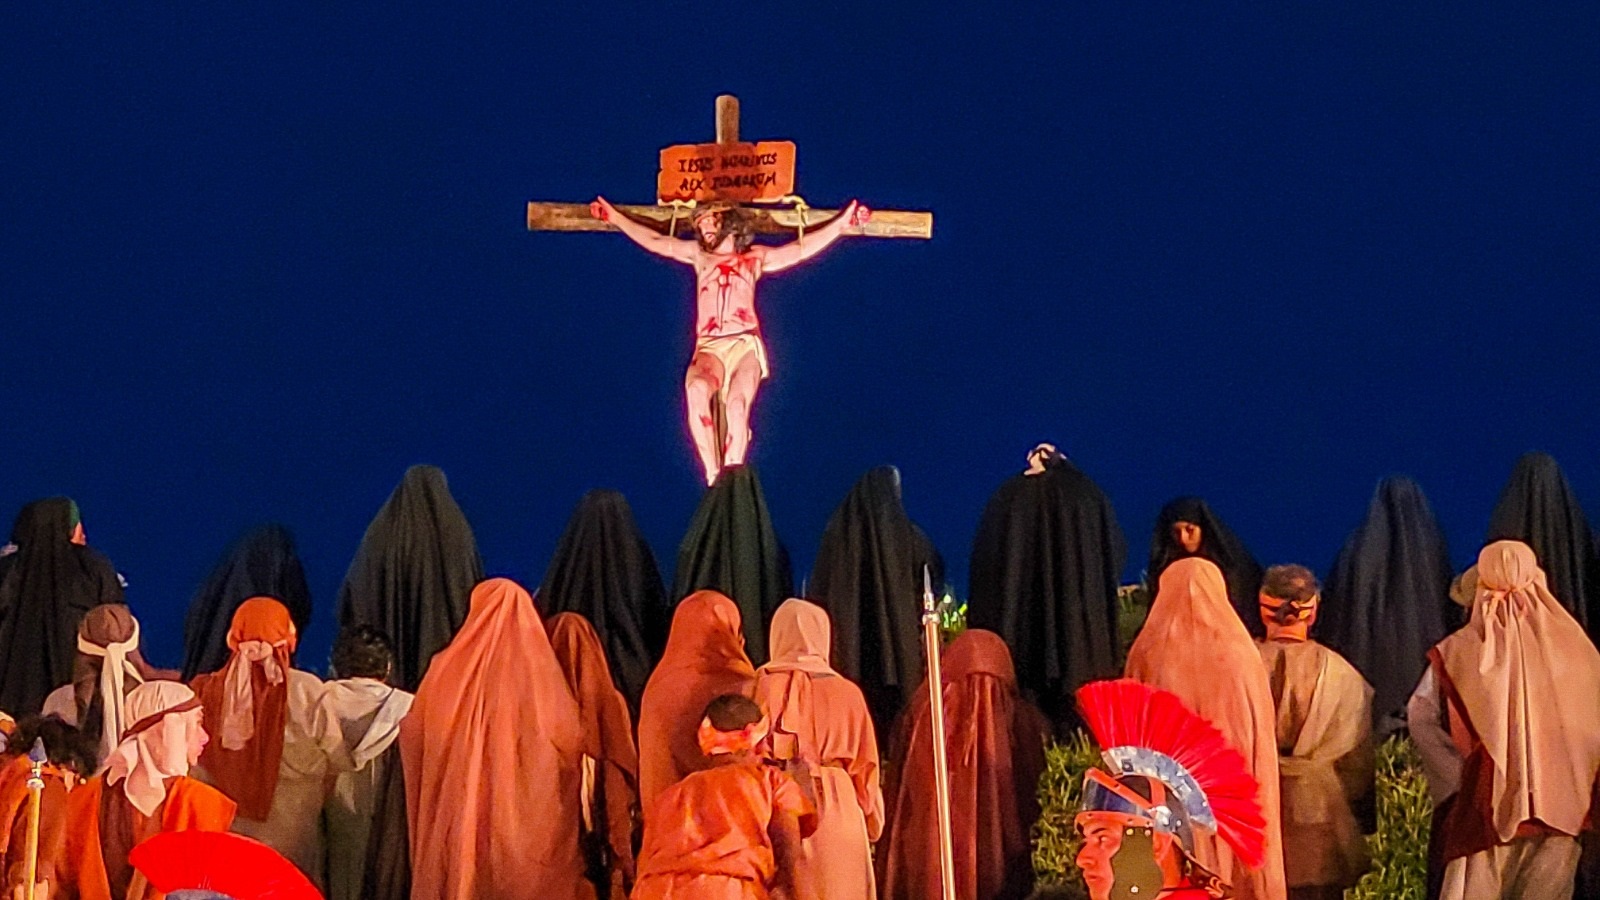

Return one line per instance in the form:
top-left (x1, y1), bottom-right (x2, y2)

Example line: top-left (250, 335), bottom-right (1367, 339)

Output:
top-left (591, 196), bottom-right (697, 264)
top-left (762, 201), bottom-right (870, 273)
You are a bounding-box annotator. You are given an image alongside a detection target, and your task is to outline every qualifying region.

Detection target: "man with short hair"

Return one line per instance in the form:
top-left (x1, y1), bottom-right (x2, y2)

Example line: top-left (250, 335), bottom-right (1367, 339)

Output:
top-left (1255, 564), bottom-right (1374, 900)
top-left (633, 694), bottom-right (816, 899)
top-left (320, 625), bottom-right (413, 900)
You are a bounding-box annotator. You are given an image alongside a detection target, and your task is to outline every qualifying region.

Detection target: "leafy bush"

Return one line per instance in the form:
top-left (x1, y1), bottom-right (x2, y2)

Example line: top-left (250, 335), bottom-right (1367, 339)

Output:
top-left (1031, 731), bottom-right (1100, 898)
top-left (1347, 736), bottom-right (1431, 900)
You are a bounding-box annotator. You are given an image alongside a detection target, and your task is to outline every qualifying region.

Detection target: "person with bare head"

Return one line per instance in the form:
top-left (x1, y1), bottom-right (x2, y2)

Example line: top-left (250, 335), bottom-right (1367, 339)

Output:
top-left (1254, 565), bottom-right (1374, 900)
top-left (591, 196), bottom-right (871, 485)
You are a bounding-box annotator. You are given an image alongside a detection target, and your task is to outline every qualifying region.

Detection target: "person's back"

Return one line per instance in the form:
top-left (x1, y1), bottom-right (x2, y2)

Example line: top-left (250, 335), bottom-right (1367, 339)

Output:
top-left (635, 695), bottom-right (815, 900)
top-left (0, 716), bottom-right (98, 897)
top-left (320, 626), bottom-right (413, 900)
top-left (1254, 565), bottom-right (1373, 899)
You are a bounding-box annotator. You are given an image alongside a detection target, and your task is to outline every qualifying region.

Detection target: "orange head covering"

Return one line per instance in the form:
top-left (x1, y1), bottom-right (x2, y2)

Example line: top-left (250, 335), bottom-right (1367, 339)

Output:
top-left (1434, 540), bottom-right (1600, 840)
top-left (637, 591), bottom-right (756, 818)
top-left (401, 578), bottom-right (586, 899)
top-left (547, 612), bottom-right (639, 778)
top-left (190, 597), bottom-right (295, 821)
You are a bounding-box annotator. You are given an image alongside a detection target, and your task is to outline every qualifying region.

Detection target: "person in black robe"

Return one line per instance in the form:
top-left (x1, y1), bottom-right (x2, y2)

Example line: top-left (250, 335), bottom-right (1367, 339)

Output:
top-left (1322, 476), bottom-right (1456, 736)
top-left (336, 464), bottom-right (482, 900)
top-left (671, 465), bottom-right (792, 666)
top-left (180, 523), bottom-right (312, 680)
top-left (1147, 495), bottom-right (1265, 637)
top-left (967, 445), bottom-right (1124, 731)
top-left (811, 465), bottom-right (945, 735)
top-left (538, 488), bottom-right (668, 712)
top-left (0, 497), bottom-right (124, 715)
top-left (1486, 451), bottom-right (1600, 633)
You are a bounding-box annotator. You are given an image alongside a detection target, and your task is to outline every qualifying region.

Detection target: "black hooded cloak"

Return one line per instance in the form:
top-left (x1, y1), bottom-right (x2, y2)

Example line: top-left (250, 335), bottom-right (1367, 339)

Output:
top-left (672, 466), bottom-right (792, 666)
top-left (1148, 496), bottom-right (1265, 638)
top-left (181, 523), bottom-right (312, 680)
top-left (1322, 477), bottom-right (1456, 734)
top-left (538, 489), bottom-right (668, 711)
top-left (811, 467), bottom-right (945, 734)
top-left (1486, 452), bottom-right (1600, 632)
top-left (0, 497), bottom-right (124, 715)
top-left (967, 455), bottom-right (1125, 731)
top-left (339, 465), bottom-right (483, 900)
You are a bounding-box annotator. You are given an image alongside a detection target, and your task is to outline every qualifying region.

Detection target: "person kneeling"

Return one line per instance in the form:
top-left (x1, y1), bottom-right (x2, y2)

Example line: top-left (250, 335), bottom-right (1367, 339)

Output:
top-left (633, 695), bottom-right (816, 900)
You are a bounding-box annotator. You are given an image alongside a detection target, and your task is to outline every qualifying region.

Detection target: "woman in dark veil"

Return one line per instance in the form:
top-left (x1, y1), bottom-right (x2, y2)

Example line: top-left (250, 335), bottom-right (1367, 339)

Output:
top-left (672, 466), bottom-right (792, 665)
top-left (968, 445), bottom-right (1124, 731)
top-left (0, 497), bottom-right (124, 714)
top-left (539, 489), bottom-right (668, 712)
top-left (181, 523), bottom-right (311, 680)
top-left (1486, 451), bottom-right (1599, 632)
top-left (1322, 476), bottom-right (1456, 734)
top-left (1147, 496), bottom-right (1265, 637)
top-left (337, 464), bottom-right (483, 900)
top-left (811, 465), bottom-right (944, 735)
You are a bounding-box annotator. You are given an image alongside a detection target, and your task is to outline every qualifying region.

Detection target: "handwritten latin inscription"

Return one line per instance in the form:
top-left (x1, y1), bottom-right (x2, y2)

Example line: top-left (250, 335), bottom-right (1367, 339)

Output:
top-left (657, 141), bottom-right (797, 203)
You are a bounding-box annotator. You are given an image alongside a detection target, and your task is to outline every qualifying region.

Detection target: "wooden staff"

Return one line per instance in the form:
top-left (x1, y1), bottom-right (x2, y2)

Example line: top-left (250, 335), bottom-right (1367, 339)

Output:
top-left (23, 739), bottom-right (45, 900)
top-left (920, 567), bottom-right (957, 900)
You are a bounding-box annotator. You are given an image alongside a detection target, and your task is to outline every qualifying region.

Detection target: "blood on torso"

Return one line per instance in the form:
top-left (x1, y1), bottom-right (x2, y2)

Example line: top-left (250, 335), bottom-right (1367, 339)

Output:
top-left (694, 249), bottom-right (762, 338)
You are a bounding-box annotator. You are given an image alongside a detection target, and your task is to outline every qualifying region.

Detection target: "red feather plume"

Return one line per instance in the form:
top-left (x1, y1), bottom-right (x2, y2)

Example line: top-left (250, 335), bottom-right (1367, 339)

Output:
top-left (128, 831), bottom-right (323, 900)
top-left (1076, 678), bottom-right (1267, 868)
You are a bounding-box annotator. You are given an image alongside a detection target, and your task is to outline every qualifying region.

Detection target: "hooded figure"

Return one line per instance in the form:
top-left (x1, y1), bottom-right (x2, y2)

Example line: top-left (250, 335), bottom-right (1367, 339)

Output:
top-left (637, 590), bottom-right (757, 820)
top-left (1321, 477), bottom-right (1457, 734)
top-left (878, 630), bottom-right (1050, 900)
top-left (1485, 452), bottom-right (1600, 634)
top-left (1417, 541), bottom-right (1600, 900)
top-left (190, 597), bottom-right (341, 885)
top-left (968, 446), bottom-right (1126, 731)
top-left (0, 497), bottom-right (124, 715)
top-left (42, 604), bottom-right (179, 765)
top-left (539, 490), bottom-right (669, 712)
top-left (547, 613), bottom-right (640, 899)
top-left (672, 467), bottom-right (793, 665)
top-left (182, 524), bottom-right (312, 681)
top-left (1148, 497), bottom-right (1265, 638)
top-left (1125, 558), bottom-right (1287, 900)
top-left (61, 681), bottom-right (237, 900)
top-left (754, 599), bottom-right (884, 900)
top-left (401, 578), bottom-right (588, 900)
top-left (811, 466), bottom-right (945, 735)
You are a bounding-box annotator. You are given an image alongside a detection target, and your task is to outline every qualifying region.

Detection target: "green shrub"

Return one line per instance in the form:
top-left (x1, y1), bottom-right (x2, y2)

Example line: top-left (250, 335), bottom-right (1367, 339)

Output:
top-left (1347, 736), bottom-right (1431, 900)
top-left (1031, 731), bottom-right (1099, 898)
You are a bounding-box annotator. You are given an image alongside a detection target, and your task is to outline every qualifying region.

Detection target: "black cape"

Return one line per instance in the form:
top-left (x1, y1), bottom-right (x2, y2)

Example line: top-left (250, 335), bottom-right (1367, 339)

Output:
top-left (811, 467), bottom-right (945, 734)
top-left (0, 498), bottom-right (124, 715)
top-left (1487, 452), bottom-right (1600, 632)
top-left (672, 466), bottom-right (792, 666)
top-left (538, 489), bottom-right (668, 711)
top-left (1147, 497), bottom-right (1265, 638)
top-left (181, 523), bottom-right (312, 680)
top-left (337, 465), bottom-right (483, 691)
top-left (1322, 477), bottom-right (1457, 734)
top-left (967, 457), bottom-right (1125, 730)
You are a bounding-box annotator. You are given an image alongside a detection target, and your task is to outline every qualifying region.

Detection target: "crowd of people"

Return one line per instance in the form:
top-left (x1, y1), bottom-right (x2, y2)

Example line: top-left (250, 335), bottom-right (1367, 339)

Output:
top-left (0, 447), bottom-right (1595, 900)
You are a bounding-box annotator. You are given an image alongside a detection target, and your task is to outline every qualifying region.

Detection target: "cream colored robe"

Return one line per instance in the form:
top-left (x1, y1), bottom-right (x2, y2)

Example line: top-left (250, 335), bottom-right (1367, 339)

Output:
top-left (1258, 639), bottom-right (1374, 891)
top-left (321, 677), bottom-right (414, 900)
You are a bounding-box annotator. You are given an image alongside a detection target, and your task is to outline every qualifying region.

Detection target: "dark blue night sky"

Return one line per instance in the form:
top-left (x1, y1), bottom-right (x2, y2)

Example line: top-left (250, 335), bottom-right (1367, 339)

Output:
top-left (5, 2), bottom-right (1597, 667)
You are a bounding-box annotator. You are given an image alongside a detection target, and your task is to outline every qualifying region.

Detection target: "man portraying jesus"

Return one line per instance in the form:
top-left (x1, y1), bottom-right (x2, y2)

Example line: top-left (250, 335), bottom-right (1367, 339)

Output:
top-left (591, 197), bottom-right (871, 485)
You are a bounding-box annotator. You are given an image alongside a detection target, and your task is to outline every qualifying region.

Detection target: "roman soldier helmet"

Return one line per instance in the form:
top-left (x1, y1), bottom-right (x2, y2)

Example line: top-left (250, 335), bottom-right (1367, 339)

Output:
top-left (1075, 679), bottom-right (1268, 899)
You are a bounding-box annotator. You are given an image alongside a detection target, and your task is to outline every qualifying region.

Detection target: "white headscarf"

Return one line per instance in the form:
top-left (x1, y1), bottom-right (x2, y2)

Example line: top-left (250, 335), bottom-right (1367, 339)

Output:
top-left (105, 681), bottom-right (203, 816)
top-left (78, 620), bottom-right (146, 764)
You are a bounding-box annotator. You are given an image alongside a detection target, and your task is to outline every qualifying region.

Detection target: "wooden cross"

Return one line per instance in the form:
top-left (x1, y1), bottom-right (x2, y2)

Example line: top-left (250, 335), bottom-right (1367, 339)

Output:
top-left (525, 95), bottom-right (934, 239)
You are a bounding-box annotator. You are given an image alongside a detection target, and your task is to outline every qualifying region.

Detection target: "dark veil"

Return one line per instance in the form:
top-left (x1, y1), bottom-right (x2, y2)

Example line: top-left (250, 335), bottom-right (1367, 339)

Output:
top-left (967, 452), bottom-right (1124, 730)
top-left (538, 489), bottom-right (668, 711)
top-left (338, 465), bottom-right (482, 900)
top-left (181, 524), bottom-right (311, 679)
top-left (0, 497), bottom-right (124, 714)
top-left (672, 466), bottom-right (792, 666)
top-left (811, 466), bottom-right (945, 734)
top-left (1148, 496), bottom-right (1265, 638)
top-left (1322, 477), bottom-right (1456, 733)
top-left (1486, 452), bottom-right (1599, 632)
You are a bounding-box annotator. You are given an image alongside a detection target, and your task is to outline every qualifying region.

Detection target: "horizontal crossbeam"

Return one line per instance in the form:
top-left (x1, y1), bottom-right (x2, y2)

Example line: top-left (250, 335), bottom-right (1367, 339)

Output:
top-left (525, 201), bottom-right (933, 239)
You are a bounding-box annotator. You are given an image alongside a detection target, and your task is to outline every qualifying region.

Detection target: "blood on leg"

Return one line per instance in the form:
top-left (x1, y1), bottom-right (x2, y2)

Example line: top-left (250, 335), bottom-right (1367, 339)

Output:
top-left (720, 353), bottom-right (762, 467)
top-left (685, 353), bottom-right (725, 485)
